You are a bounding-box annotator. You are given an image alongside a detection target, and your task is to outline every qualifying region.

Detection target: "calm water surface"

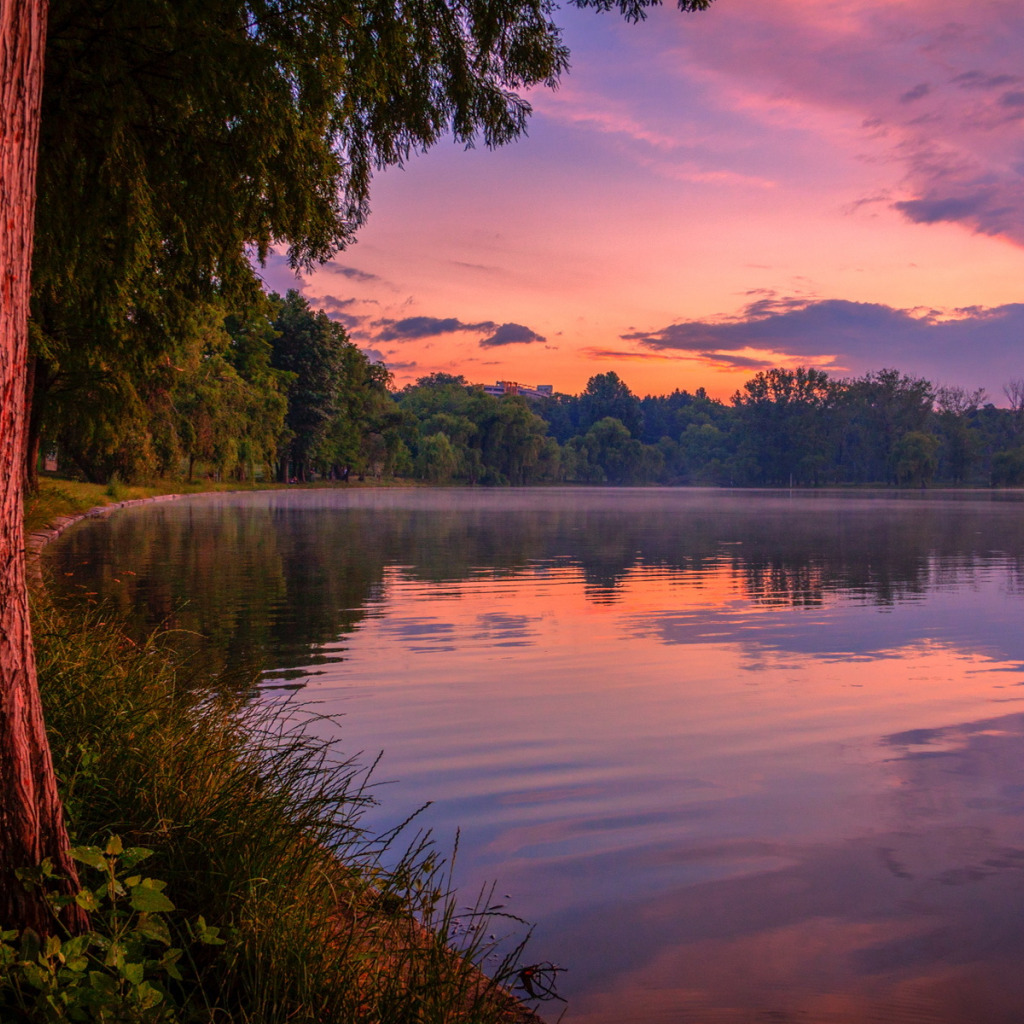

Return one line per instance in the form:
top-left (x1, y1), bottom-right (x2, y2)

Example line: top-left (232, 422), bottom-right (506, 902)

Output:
top-left (46, 488), bottom-right (1024, 1023)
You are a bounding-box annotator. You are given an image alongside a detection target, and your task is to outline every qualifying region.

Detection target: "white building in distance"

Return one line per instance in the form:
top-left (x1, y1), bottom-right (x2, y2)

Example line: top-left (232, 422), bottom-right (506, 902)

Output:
top-left (480, 381), bottom-right (554, 400)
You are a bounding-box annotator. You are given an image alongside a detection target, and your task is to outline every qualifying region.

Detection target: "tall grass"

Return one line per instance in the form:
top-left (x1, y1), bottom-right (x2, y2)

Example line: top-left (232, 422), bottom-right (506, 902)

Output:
top-left (23, 601), bottom-right (539, 1023)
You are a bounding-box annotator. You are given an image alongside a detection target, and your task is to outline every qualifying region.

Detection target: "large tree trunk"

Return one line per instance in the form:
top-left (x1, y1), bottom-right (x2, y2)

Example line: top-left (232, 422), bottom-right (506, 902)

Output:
top-left (1, 0), bottom-right (86, 935)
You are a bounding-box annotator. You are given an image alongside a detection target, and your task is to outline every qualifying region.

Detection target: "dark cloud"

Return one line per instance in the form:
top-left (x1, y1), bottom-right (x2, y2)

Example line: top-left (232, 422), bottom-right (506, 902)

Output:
top-left (952, 71), bottom-right (1019, 91)
top-left (622, 298), bottom-right (1024, 395)
top-left (478, 323), bottom-right (546, 347)
top-left (359, 348), bottom-right (387, 365)
top-left (313, 295), bottom-right (366, 330)
top-left (584, 348), bottom-right (684, 361)
top-left (1000, 90), bottom-right (1024, 108)
top-left (319, 295), bottom-right (357, 310)
top-left (374, 316), bottom-right (497, 341)
top-left (324, 264), bottom-right (381, 283)
top-left (893, 192), bottom-right (992, 226)
top-left (702, 353), bottom-right (774, 370)
top-left (624, 298), bottom-right (915, 355)
top-left (900, 83), bottom-right (930, 104)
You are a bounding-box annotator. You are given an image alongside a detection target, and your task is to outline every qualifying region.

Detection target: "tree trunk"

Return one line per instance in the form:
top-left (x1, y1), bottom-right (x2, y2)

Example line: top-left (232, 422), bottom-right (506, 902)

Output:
top-left (1, 0), bottom-right (86, 935)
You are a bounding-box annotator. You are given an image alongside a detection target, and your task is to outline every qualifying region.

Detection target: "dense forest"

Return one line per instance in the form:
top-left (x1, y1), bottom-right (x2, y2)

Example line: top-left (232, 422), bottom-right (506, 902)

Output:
top-left (34, 290), bottom-right (1024, 489)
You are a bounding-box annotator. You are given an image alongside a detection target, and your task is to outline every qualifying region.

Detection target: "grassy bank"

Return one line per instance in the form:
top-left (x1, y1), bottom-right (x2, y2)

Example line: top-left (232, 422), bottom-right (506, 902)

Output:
top-left (23, 475), bottom-right (424, 536)
top-left (22, 478), bottom-right (274, 535)
top-left (5, 487), bottom-right (542, 1023)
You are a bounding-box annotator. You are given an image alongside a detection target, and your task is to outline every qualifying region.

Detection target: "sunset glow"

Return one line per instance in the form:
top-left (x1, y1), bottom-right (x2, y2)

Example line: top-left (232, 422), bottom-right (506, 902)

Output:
top-left (260, 0), bottom-right (1024, 399)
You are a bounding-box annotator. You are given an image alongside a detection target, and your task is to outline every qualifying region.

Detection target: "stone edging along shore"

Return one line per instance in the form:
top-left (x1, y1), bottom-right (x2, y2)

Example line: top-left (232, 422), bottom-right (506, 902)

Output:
top-left (24, 489), bottom-right (550, 1024)
top-left (24, 492), bottom-right (189, 584)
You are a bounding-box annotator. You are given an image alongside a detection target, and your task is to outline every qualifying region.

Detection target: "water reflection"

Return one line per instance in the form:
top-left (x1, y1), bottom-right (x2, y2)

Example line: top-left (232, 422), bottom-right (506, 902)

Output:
top-left (46, 488), bottom-right (1024, 1023)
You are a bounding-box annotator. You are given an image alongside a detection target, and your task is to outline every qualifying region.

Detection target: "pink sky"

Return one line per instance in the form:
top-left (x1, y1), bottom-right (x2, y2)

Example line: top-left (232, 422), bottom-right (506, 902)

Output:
top-left (261, 0), bottom-right (1024, 401)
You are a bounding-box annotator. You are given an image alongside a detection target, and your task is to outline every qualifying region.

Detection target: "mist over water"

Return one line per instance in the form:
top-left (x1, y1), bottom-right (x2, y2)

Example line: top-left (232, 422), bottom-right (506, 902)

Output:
top-left (48, 488), bottom-right (1024, 1023)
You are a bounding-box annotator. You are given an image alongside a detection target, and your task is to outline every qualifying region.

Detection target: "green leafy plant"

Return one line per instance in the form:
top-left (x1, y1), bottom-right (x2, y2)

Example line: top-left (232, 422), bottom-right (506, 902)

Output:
top-left (0, 835), bottom-right (223, 1022)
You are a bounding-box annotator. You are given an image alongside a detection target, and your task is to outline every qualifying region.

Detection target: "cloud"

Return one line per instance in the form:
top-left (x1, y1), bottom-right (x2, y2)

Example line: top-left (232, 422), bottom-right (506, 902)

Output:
top-left (893, 192), bottom-right (996, 227)
top-left (360, 348), bottom-right (387, 365)
top-left (622, 297), bottom-right (1024, 394)
top-left (323, 263), bottom-right (381, 283)
top-left (900, 83), bottom-right (931, 104)
top-left (478, 323), bottom-right (547, 347)
top-left (370, 314), bottom-right (546, 348)
top-left (583, 348), bottom-right (687, 361)
top-left (312, 294), bottom-right (367, 330)
top-left (657, 0), bottom-right (1024, 246)
top-left (952, 71), bottom-right (1019, 91)
top-left (374, 316), bottom-right (497, 341)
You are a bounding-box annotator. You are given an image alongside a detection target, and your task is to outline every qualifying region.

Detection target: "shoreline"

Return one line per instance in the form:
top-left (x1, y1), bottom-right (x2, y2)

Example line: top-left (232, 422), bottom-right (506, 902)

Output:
top-left (25, 487), bottom-right (549, 1024)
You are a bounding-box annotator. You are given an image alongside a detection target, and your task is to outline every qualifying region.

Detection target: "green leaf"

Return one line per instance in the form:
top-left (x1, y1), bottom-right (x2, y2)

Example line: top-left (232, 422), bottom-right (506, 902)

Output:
top-left (194, 917), bottom-right (226, 946)
top-left (122, 961), bottom-right (144, 986)
top-left (105, 836), bottom-right (123, 857)
top-left (88, 969), bottom-right (117, 994)
top-left (129, 886), bottom-right (175, 913)
top-left (135, 916), bottom-right (172, 946)
top-left (120, 847), bottom-right (153, 870)
top-left (75, 889), bottom-right (100, 912)
top-left (133, 979), bottom-right (164, 1009)
top-left (22, 962), bottom-right (49, 990)
top-left (70, 846), bottom-right (107, 871)
top-left (63, 936), bottom-right (91, 958)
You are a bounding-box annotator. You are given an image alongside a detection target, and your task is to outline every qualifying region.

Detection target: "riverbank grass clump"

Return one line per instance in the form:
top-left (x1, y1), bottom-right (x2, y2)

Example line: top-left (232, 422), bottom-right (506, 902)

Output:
top-left (2, 599), bottom-right (534, 1022)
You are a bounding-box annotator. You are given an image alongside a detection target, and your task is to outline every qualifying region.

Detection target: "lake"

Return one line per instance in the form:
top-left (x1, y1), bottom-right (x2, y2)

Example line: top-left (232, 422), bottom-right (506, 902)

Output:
top-left (46, 487), bottom-right (1024, 1023)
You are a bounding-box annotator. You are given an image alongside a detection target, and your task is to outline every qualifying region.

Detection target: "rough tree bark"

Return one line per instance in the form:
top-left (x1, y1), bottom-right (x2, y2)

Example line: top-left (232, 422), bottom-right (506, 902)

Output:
top-left (1, 0), bottom-right (86, 935)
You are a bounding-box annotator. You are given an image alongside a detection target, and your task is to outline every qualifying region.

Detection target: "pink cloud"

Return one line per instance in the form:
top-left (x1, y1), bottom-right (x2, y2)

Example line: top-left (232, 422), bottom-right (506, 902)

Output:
top-left (656, 0), bottom-right (1024, 243)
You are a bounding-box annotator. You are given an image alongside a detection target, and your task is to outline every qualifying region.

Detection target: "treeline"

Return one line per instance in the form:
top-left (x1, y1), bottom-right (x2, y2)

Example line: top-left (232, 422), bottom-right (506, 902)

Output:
top-left (33, 290), bottom-right (403, 486)
top-left (35, 300), bottom-right (1024, 488)
top-left (397, 366), bottom-right (1024, 488)
top-left (535, 367), bottom-right (1024, 488)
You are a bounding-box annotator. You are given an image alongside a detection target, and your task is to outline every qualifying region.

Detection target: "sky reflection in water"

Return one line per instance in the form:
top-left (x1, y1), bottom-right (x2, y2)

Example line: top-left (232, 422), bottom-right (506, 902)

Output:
top-left (47, 489), bottom-right (1024, 1023)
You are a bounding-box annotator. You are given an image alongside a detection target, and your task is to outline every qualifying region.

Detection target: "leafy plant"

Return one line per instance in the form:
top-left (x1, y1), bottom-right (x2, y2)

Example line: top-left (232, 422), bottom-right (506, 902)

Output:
top-left (0, 836), bottom-right (223, 1022)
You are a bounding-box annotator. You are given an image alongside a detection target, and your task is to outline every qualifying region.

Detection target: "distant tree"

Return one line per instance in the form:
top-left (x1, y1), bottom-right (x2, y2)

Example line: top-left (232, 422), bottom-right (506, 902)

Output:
top-left (1004, 379), bottom-right (1024, 443)
top-left (638, 387), bottom-right (727, 445)
top-left (992, 447), bottom-right (1024, 487)
top-left (838, 369), bottom-right (934, 483)
top-left (732, 367), bottom-right (837, 485)
top-left (934, 385), bottom-right (986, 484)
top-left (678, 422), bottom-right (732, 484)
top-left (579, 372), bottom-right (643, 437)
top-left (894, 430), bottom-right (939, 488)
top-left (416, 432), bottom-right (460, 483)
top-left (575, 417), bottom-right (649, 484)
top-left (270, 292), bottom-right (352, 481)
top-left (535, 392), bottom-right (581, 443)
top-left (478, 397), bottom-right (550, 484)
